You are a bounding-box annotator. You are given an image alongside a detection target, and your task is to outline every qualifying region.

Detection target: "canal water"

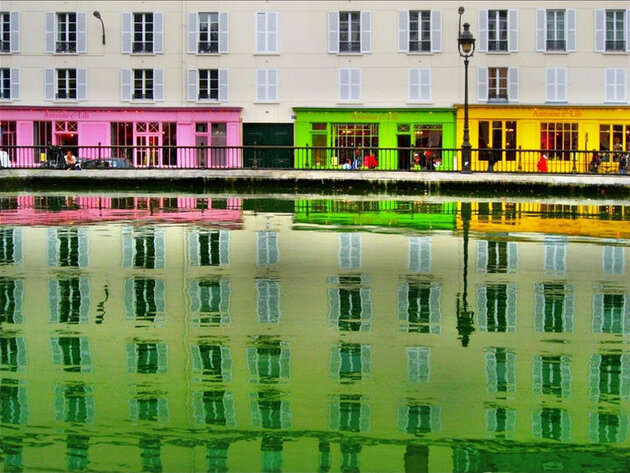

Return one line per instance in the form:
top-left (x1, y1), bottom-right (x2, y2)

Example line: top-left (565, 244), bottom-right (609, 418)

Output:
top-left (1, 192), bottom-right (629, 473)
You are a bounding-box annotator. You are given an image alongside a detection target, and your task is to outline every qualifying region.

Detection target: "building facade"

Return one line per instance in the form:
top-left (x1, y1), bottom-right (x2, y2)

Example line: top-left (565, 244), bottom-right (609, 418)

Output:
top-left (0, 1), bottom-right (628, 169)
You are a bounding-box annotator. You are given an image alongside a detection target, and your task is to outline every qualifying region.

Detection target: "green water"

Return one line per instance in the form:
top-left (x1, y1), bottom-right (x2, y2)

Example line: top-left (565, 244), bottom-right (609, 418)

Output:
top-left (1, 193), bottom-right (629, 473)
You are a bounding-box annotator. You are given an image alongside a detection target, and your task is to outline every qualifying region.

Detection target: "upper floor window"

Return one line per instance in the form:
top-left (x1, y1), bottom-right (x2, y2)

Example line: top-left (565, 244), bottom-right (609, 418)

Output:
top-left (339, 233), bottom-right (361, 269)
top-left (477, 240), bottom-right (518, 274)
top-left (122, 12), bottom-right (163, 54)
top-left (188, 278), bottom-right (231, 326)
top-left (329, 275), bottom-right (372, 332)
top-left (330, 343), bottom-right (371, 380)
top-left (330, 395), bottom-right (370, 433)
top-left (478, 67), bottom-right (519, 103)
top-left (605, 68), bottom-right (627, 103)
top-left (486, 407), bottom-right (516, 439)
top-left (534, 283), bottom-right (575, 333)
top-left (328, 11), bottom-right (371, 54)
top-left (49, 277), bottom-right (91, 324)
top-left (188, 228), bottom-right (230, 265)
top-left (546, 67), bottom-right (568, 102)
top-left (398, 10), bottom-right (441, 53)
top-left (187, 69), bottom-right (228, 102)
top-left (192, 390), bottom-right (235, 427)
top-left (532, 407), bottom-right (571, 442)
top-left (477, 283), bottom-right (517, 332)
top-left (47, 228), bottom-right (89, 267)
top-left (124, 277), bottom-right (167, 325)
top-left (122, 226), bottom-right (166, 268)
top-left (257, 231), bottom-right (279, 266)
top-left (0, 278), bottom-right (23, 325)
top-left (54, 384), bottom-right (95, 424)
top-left (408, 68), bottom-right (431, 103)
top-left (0, 228), bottom-right (23, 265)
top-left (257, 278), bottom-right (281, 323)
top-left (51, 336), bottom-right (92, 373)
top-left (588, 411), bottom-right (629, 444)
top-left (45, 68), bottom-right (87, 101)
top-left (121, 68), bottom-right (164, 102)
top-left (398, 402), bottom-right (441, 435)
top-left (126, 341), bottom-right (168, 374)
top-left (188, 12), bottom-right (228, 54)
top-left (595, 10), bottom-right (629, 52)
top-left (536, 9), bottom-right (576, 52)
top-left (592, 285), bottom-right (629, 334)
top-left (398, 280), bottom-right (441, 333)
top-left (588, 354), bottom-right (630, 402)
top-left (533, 354), bottom-right (572, 398)
top-left (256, 11), bottom-right (277, 53)
top-left (0, 12), bottom-right (19, 53)
top-left (256, 68), bottom-right (278, 102)
top-left (603, 246), bottom-right (625, 275)
top-left (191, 343), bottom-right (232, 380)
top-left (45, 12), bottom-right (86, 54)
top-left (478, 9), bottom-right (518, 52)
top-left (0, 68), bottom-right (19, 100)
top-left (0, 336), bottom-right (27, 372)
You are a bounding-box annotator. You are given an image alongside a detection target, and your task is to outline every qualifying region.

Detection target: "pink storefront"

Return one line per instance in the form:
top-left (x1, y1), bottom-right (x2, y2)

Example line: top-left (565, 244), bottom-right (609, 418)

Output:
top-left (0, 106), bottom-right (242, 168)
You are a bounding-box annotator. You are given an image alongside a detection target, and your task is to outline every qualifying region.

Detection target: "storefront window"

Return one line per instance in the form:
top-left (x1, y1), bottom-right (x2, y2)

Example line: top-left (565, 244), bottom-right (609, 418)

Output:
top-left (414, 125), bottom-right (442, 159)
top-left (599, 124), bottom-right (627, 160)
top-left (33, 121), bottom-right (53, 164)
top-left (332, 123), bottom-right (378, 163)
top-left (540, 122), bottom-right (578, 160)
top-left (111, 122), bottom-right (134, 160)
top-left (195, 122), bottom-right (227, 167)
top-left (478, 121), bottom-right (516, 161)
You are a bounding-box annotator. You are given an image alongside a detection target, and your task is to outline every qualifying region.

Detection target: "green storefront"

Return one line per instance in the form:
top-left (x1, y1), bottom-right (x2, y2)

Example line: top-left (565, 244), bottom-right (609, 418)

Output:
top-left (293, 107), bottom-right (457, 170)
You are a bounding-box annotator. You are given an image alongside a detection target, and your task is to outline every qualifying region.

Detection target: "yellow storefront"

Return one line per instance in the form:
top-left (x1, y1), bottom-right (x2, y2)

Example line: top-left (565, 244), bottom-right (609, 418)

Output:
top-left (455, 105), bottom-right (630, 173)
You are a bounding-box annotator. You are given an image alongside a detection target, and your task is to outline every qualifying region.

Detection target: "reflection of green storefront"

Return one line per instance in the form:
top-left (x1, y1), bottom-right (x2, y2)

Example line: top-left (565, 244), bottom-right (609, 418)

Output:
top-left (295, 200), bottom-right (457, 231)
top-left (293, 108), bottom-right (456, 170)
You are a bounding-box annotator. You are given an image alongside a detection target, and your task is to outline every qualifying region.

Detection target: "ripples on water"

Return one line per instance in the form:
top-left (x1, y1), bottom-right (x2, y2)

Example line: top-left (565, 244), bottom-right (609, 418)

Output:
top-left (1, 194), bottom-right (629, 473)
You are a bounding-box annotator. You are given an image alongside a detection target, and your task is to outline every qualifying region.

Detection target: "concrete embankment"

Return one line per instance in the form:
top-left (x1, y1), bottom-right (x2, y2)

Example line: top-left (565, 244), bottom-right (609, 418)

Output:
top-left (1, 168), bottom-right (629, 198)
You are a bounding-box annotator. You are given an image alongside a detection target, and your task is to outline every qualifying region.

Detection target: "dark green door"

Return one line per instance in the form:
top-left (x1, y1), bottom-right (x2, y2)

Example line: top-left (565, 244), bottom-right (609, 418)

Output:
top-left (243, 123), bottom-right (294, 168)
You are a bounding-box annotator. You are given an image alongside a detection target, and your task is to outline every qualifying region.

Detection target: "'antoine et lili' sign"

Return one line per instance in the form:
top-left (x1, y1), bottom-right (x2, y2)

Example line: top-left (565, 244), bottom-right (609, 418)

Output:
top-left (44, 110), bottom-right (91, 119)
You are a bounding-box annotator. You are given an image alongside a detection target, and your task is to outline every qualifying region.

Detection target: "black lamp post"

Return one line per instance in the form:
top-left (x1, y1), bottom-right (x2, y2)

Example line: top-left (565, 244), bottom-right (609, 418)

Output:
top-left (457, 7), bottom-right (476, 173)
top-left (456, 202), bottom-right (475, 347)
top-left (93, 11), bottom-right (105, 45)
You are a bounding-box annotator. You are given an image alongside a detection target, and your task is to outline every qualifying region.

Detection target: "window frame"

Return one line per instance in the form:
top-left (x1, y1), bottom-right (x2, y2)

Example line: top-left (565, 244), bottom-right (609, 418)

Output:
top-left (0, 12), bottom-right (20, 53)
top-left (122, 12), bottom-right (163, 54)
top-left (255, 11), bottom-right (278, 53)
top-left (256, 68), bottom-right (278, 102)
top-left (121, 68), bottom-right (164, 102)
top-left (328, 11), bottom-right (371, 54)
top-left (478, 9), bottom-right (518, 53)
top-left (44, 12), bottom-right (86, 54)
top-left (339, 67), bottom-right (361, 102)
top-left (188, 11), bottom-right (228, 54)
top-left (546, 67), bottom-right (568, 102)
top-left (0, 67), bottom-right (19, 100)
top-left (595, 9), bottom-right (630, 53)
top-left (605, 68), bottom-right (627, 103)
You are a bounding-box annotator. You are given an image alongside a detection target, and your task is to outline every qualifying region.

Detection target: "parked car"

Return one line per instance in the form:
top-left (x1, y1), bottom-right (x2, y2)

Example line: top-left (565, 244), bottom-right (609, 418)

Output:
top-left (80, 158), bottom-right (133, 169)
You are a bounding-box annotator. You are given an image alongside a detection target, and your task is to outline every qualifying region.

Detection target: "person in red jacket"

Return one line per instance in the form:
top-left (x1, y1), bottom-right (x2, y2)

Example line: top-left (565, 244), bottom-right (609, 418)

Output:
top-left (537, 153), bottom-right (548, 173)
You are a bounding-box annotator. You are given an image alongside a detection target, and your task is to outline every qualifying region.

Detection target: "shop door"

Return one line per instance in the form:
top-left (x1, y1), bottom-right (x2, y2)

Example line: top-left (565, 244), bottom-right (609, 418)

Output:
top-left (136, 135), bottom-right (160, 167)
top-left (397, 134), bottom-right (411, 169)
top-left (243, 124), bottom-right (294, 168)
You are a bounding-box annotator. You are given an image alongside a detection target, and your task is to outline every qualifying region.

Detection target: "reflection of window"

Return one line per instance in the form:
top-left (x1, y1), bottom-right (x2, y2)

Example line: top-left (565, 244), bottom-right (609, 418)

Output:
top-left (191, 343), bottom-right (232, 381)
top-left (189, 278), bottom-right (231, 326)
top-left (399, 280), bottom-right (441, 333)
top-left (534, 283), bottom-right (574, 333)
top-left (0, 382), bottom-right (28, 424)
top-left (398, 402), bottom-right (441, 434)
top-left (408, 237), bottom-right (431, 273)
top-left (477, 240), bottom-right (518, 273)
top-left (47, 228), bottom-right (89, 268)
top-left (339, 233), bottom-right (361, 269)
top-left (329, 275), bottom-right (372, 331)
top-left (330, 343), bottom-right (371, 380)
top-left (130, 396), bottom-right (169, 422)
top-left (486, 407), bottom-right (516, 438)
top-left (49, 278), bottom-right (90, 324)
top-left (588, 411), bottom-right (629, 443)
top-left (329, 11), bottom-right (370, 53)
top-left (589, 354), bottom-right (630, 402)
top-left (603, 246), bottom-right (625, 275)
top-left (251, 391), bottom-right (292, 429)
top-left (126, 341), bottom-right (168, 374)
top-left (532, 407), bottom-right (571, 442)
top-left (533, 355), bottom-right (571, 398)
top-left (0, 228), bottom-right (23, 265)
top-left (124, 278), bottom-right (166, 324)
top-left (544, 236), bottom-right (567, 273)
top-left (477, 283), bottom-right (517, 332)
top-left (122, 226), bottom-right (166, 269)
top-left (0, 336), bottom-right (27, 372)
top-left (0, 278), bottom-right (24, 324)
top-left (189, 229), bottom-right (230, 266)
top-left (592, 287), bottom-right (629, 334)
top-left (193, 391), bottom-right (235, 426)
top-left (247, 340), bottom-right (290, 383)
top-left (330, 395), bottom-right (370, 432)
top-left (486, 348), bottom-right (516, 393)
top-left (51, 336), bottom-right (92, 373)
top-left (407, 347), bottom-right (430, 382)
top-left (54, 384), bottom-right (95, 423)
top-left (257, 279), bottom-right (281, 323)
top-left (257, 231), bottom-right (279, 266)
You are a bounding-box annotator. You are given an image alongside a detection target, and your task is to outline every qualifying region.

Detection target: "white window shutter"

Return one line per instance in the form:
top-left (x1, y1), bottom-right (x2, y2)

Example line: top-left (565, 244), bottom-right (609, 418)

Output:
top-left (45, 12), bottom-right (55, 53)
top-left (594, 10), bottom-right (604, 52)
top-left (328, 11), bottom-right (339, 53)
top-left (10, 68), bottom-right (20, 99)
top-left (256, 69), bottom-right (266, 101)
top-left (420, 68), bottom-right (431, 102)
top-left (218, 69), bottom-right (228, 101)
top-left (219, 12), bottom-right (229, 53)
top-left (121, 69), bottom-right (132, 101)
top-left (77, 12), bottom-right (87, 53)
top-left (567, 10), bottom-right (577, 52)
top-left (188, 12), bottom-right (197, 54)
top-left (409, 68), bottom-right (419, 101)
top-left (546, 68), bottom-right (555, 102)
top-left (478, 10), bottom-right (488, 52)
top-left (9, 12), bottom-right (19, 53)
top-left (256, 12), bottom-right (265, 52)
top-left (398, 11), bottom-right (409, 52)
top-left (44, 68), bottom-right (54, 101)
top-left (339, 68), bottom-right (349, 100)
top-left (605, 68), bottom-right (615, 102)
top-left (122, 13), bottom-right (132, 53)
top-left (508, 10), bottom-right (518, 52)
top-left (77, 68), bottom-right (87, 100)
top-left (268, 12), bottom-right (277, 52)
top-left (361, 11), bottom-right (371, 53)
top-left (352, 68), bottom-right (361, 101)
top-left (535, 10), bottom-right (545, 52)
top-left (508, 67), bottom-right (519, 102)
top-left (269, 68), bottom-right (278, 101)
top-left (619, 69), bottom-right (627, 102)
top-left (627, 10), bottom-right (630, 52)
top-left (477, 68), bottom-right (488, 102)
top-left (154, 69), bottom-right (164, 101)
top-left (154, 13), bottom-right (163, 53)
top-left (558, 68), bottom-right (567, 101)
top-left (187, 69), bottom-right (197, 102)
top-left (430, 10), bottom-right (442, 52)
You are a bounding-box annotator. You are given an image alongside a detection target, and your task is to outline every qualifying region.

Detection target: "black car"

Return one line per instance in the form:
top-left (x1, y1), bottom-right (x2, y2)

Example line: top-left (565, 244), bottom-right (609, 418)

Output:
top-left (80, 158), bottom-right (133, 169)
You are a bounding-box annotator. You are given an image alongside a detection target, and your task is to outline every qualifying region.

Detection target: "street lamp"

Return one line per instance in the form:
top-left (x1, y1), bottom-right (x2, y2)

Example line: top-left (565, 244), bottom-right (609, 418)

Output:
top-left (456, 202), bottom-right (475, 347)
top-left (93, 11), bottom-right (105, 45)
top-left (457, 7), bottom-right (476, 173)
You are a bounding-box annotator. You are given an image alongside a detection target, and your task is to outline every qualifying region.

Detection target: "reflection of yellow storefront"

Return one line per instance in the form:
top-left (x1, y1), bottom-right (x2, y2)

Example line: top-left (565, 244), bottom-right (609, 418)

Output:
top-left (456, 105), bottom-right (630, 173)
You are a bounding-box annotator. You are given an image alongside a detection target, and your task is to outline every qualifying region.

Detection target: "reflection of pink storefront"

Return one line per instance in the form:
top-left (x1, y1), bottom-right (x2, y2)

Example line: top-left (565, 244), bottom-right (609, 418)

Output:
top-left (1, 106), bottom-right (242, 168)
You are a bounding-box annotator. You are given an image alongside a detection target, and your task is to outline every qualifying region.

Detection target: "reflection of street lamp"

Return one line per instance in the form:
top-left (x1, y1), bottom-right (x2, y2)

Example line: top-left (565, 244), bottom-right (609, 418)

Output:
top-left (93, 11), bottom-right (105, 45)
top-left (456, 202), bottom-right (475, 347)
top-left (457, 7), bottom-right (475, 173)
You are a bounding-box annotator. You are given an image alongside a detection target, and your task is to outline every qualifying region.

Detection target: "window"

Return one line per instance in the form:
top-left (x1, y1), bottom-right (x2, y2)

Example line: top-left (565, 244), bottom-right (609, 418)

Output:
top-left (0, 12), bottom-right (19, 53)
top-left (256, 68), bottom-right (278, 101)
top-left (251, 390), bottom-right (292, 429)
top-left (188, 278), bottom-right (231, 326)
top-left (0, 68), bottom-right (19, 100)
top-left (329, 11), bottom-right (370, 53)
top-left (486, 407), bottom-right (516, 438)
top-left (256, 11), bottom-right (277, 53)
top-left (54, 384), bottom-right (95, 424)
top-left (257, 231), bottom-right (279, 266)
top-left (546, 67), bottom-right (568, 102)
top-left (478, 121), bottom-right (517, 161)
top-left (408, 237), bottom-right (431, 272)
top-left (0, 228), bottom-right (23, 265)
top-left (477, 240), bottom-right (518, 273)
top-left (589, 354), bottom-right (630, 402)
top-left (540, 122), bottom-right (578, 160)
top-left (45, 12), bottom-right (86, 54)
top-left (188, 229), bottom-right (229, 266)
top-left (478, 9), bottom-right (517, 52)
top-left (534, 283), bottom-right (575, 333)
top-left (123, 277), bottom-right (166, 325)
top-left (533, 355), bottom-right (571, 398)
top-left (188, 12), bottom-right (228, 54)
top-left (125, 341), bottom-right (168, 374)
top-left (477, 283), bottom-right (517, 332)
top-left (605, 69), bottom-right (627, 103)
top-left (398, 280), bottom-right (441, 333)
top-left (0, 336), bottom-right (27, 372)
top-left (536, 9), bottom-right (576, 52)
top-left (331, 123), bottom-right (378, 161)
top-left (330, 395), bottom-right (370, 432)
top-left (192, 390), bottom-right (235, 426)
top-left (599, 125), bottom-right (629, 156)
top-left (478, 68), bottom-right (519, 102)
top-left (247, 339), bottom-right (290, 382)
top-left (532, 407), bottom-right (571, 442)
top-left (595, 10), bottom-right (629, 52)
top-left (122, 12), bottom-right (163, 54)
top-left (49, 277), bottom-right (91, 324)
top-left (122, 226), bottom-right (166, 269)
top-left (407, 346), bottom-right (431, 382)
top-left (398, 402), bottom-right (440, 434)
top-left (398, 10), bottom-right (441, 53)
top-left (330, 343), bottom-right (371, 380)
top-left (47, 228), bottom-right (89, 268)
top-left (44, 68), bottom-right (87, 101)
top-left (257, 278), bottom-right (281, 323)
top-left (191, 343), bottom-right (232, 380)
top-left (545, 235), bottom-right (567, 273)
top-left (329, 275), bottom-right (372, 332)
top-left (0, 278), bottom-right (23, 324)
top-left (588, 412), bottom-right (629, 443)
top-left (603, 245), bottom-right (625, 275)
top-left (592, 286), bottom-right (629, 334)
top-left (130, 395), bottom-right (169, 423)
top-left (339, 233), bottom-right (361, 269)
top-left (0, 382), bottom-right (28, 424)
top-left (486, 348), bottom-right (516, 393)
top-left (187, 69), bottom-right (228, 102)
top-left (339, 68), bottom-right (361, 102)
top-left (51, 336), bottom-right (92, 373)
top-left (408, 68), bottom-right (431, 102)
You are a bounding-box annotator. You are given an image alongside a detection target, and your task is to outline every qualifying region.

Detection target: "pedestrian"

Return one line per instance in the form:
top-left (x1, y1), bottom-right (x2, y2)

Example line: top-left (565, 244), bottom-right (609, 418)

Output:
top-left (588, 151), bottom-right (600, 174)
top-left (537, 153), bottom-right (548, 173)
